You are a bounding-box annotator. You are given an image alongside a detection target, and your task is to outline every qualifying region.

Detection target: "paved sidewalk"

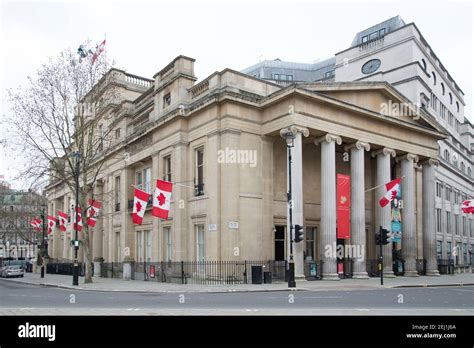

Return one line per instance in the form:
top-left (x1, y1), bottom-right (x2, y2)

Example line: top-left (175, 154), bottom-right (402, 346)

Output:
top-left (3, 272), bottom-right (473, 293)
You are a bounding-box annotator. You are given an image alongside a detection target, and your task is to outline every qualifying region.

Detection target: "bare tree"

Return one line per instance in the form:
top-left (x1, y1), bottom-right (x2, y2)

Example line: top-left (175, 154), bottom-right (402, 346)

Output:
top-left (5, 44), bottom-right (119, 283)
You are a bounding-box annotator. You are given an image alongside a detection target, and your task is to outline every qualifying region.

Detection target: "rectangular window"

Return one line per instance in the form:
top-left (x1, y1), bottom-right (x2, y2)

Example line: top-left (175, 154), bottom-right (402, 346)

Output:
top-left (196, 224), bottom-right (205, 261)
top-left (445, 186), bottom-right (451, 201)
top-left (435, 182), bottom-right (442, 197)
top-left (447, 241), bottom-right (452, 259)
top-left (287, 75), bottom-right (293, 81)
top-left (115, 128), bottom-right (121, 139)
top-left (163, 155), bottom-right (172, 182)
top-left (115, 231), bottom-right (121, 262)
top-left (163, 226), bottom-right (172, 262)
top-left (163, 93), bottom-right (171, 108)
top-left (361, 35), bottom-right (368, 43)
top-left (379, 28), bottom-right (386, 36)
top-left (136, 231), bottom-right (143, 262)
top-left (195, 147), bottom-right (204, 196)
top-left (471, 219), bottom-right (474, 238)
top-left (463, 244), bottom-right (467, 264)
top-left (273, 74), bottom-right (280, 80)
top-left (454, 191), bottom-right (459, 204)
top-left (114, 176), bottom-right (121, 212)
top-left (136, 171), bottom-right (143, 190)
top-left (368, 31), bottom-right (378, 41)
top-left (305, 227), bottom-right (315, 261)
top-left (436, 209), bottom-right (442, 232)
top-left (436, 241), bottom-right (442, 260)
top-left (463, 217), bottom-right (467, 236)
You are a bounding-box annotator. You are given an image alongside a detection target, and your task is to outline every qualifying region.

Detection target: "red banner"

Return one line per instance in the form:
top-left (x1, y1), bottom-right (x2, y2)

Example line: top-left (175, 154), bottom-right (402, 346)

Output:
top-left (337, 174), bottom-right (351, 239)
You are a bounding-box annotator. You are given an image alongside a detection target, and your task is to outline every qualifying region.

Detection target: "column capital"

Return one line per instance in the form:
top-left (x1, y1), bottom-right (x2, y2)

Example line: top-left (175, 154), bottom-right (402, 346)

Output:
top-left (344, 140), bottom-right (370, 152)
top-left (314, 133), bottom-right (342, 146)
top-left (371, 147), bottom-right (396, 158)
top-left (279, 126), bottom-right (309, 139)
top-left (421, 158), bottom-right (439, 167)
top-left (396, 153), bottom-right (419, 163)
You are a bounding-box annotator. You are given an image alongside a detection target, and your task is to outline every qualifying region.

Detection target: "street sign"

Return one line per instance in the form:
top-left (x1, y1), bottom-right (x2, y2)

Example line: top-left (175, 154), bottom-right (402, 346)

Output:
top-left (228, 221), bottom-right (239, 229)
top-left (208, 224), bottom-right (217, 232)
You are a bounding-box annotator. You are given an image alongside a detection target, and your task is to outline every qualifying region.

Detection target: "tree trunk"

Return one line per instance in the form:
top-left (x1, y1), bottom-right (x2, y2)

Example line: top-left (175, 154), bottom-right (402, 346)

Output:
top-left (83, 230), bottom-right (93, 283)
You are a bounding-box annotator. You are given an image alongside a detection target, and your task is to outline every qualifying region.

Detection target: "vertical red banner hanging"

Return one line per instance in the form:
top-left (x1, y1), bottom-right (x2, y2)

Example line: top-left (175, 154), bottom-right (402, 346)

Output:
top-left (337, 174), bottom-right (351, 239)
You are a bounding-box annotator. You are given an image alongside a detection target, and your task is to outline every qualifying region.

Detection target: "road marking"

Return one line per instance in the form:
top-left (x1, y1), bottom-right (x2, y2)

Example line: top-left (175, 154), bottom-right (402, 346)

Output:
top-left (126, 308), bottom-right (140, 311)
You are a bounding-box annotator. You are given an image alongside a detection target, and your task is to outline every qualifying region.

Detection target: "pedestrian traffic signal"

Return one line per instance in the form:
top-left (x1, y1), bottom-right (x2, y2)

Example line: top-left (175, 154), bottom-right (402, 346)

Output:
top-left (375, 231), bottom-right (382, 245)
top-left (294, 224), bottom-right (304, 243)
top-left (381, 228), bottom-right (391, 245)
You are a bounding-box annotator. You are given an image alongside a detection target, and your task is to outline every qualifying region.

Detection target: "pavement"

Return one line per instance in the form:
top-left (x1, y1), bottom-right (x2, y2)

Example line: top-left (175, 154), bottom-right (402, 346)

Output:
top-left (2, 271), bottom-right (473, 293)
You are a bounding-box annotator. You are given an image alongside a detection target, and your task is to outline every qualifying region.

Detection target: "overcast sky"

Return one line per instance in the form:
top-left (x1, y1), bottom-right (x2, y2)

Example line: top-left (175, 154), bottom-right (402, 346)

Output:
top-left (0, 0), bottom-right (473, 189)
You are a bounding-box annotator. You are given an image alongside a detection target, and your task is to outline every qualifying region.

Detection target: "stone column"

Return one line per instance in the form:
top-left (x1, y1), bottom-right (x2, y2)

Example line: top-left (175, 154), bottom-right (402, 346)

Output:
top-left (280, 126), bottom-right (309, 279)
top-left (399, 154), bottom-right (419, 276)
top-left (373, 147), bottom-right (396, 277)
top-left (315, 133), bottom-right (342, 280)
top-left (422, 159), bottom-right (440, 276)
top-left (93, 181), bottom-right (104, 277)
top-left (173, 140), bottom-right (188, 261)
top-left (345, 141), bottom-right (370, 278)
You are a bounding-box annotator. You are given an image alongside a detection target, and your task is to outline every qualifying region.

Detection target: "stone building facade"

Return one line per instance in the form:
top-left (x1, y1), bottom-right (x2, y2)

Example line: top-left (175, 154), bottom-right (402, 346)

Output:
top-left (45, 54), bottom-right (458, 279)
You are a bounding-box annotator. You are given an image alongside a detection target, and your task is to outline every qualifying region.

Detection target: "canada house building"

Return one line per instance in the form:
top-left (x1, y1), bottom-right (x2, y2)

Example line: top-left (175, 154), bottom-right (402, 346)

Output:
top-left (46, 16), bottom-right (473, 279)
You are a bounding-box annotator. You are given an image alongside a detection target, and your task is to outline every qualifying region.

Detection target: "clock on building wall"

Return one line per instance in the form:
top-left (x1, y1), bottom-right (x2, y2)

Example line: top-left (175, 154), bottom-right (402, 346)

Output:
top-left (361, 59), bottom-right (381, 74)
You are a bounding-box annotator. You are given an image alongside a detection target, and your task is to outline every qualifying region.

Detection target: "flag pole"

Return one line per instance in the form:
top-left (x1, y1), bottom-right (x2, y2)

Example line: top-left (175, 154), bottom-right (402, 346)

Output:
top-left (365, 176), bottom-right (406, 193)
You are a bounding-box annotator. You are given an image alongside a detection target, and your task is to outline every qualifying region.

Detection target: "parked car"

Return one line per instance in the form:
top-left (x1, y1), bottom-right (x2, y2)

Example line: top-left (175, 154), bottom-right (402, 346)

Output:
top-left (0, 265), bottom-right (24, 278)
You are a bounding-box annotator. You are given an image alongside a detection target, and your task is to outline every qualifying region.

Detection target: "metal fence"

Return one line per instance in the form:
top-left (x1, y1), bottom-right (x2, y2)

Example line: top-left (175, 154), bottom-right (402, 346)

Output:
top-left (101, 262), bottom-right (123, 279)
top-left (127, 260), bottom-right (288, 284)
top-left (46, 262), bottom-right (86, 276)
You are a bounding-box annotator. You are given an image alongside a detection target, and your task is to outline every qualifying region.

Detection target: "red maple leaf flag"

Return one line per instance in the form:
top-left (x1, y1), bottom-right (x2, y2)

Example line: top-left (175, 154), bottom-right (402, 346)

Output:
top-left (87, 199), bottom-right (102, 227)
top-left (132, 188), bottom-right (150, 225)
top-left (462, 199), bottom-right (474, 214)
top-left (47, 215), bottom-right (57, 235)
top-left (92, 39), bottom-right (106, 64)
top-left (58, 211), bottom-right (68, 232)
top-left (73, 207), bottom-right (83, 232)
top-left (30, 218), bottom-right (42, 232)
top-left (379, 178), bottom-right (401, 208)
top-left (152, 179), bottom-right (173, 220)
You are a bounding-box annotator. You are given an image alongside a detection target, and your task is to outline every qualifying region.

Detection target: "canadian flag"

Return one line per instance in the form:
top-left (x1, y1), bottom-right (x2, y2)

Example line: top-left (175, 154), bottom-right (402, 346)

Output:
top-left (47, 215), bottom-right (57, 235)
top-left (379, 178), bottom-right (401, 208)
top-left (58, 211), bottom-right (68, 232)
top-left (87, 199), bottom-right (102, 227)
top-left (30, 218), bottom-right (42, 232)
top-left (132, 188), bottom-right (150, 225)
top-left (73, 207), bottom-right (83, 232)
top-left (92, 39), bottom-right (106, 64)
top-left (462, 199), bottom-right (474, 214)
top-left (152, 179), bottom-right (173, 220)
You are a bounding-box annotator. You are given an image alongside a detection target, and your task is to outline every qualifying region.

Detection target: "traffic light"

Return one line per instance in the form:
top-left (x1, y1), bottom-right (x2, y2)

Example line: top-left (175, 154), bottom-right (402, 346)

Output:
top-left (381, 228), bottom-right (391, 245)
top-left (294, 224), bottom-right (304, 243)
top-left (375, 231), bottom-right (382, 245)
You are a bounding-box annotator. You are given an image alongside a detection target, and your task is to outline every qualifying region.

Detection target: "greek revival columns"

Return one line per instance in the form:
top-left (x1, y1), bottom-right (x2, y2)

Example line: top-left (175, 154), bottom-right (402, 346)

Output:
top-left (373, 147), bottom-right (396, 277)
top-left (398, 154), bottom-right (419, 276)
top-left (280, 126), bottom-right (309, 279)
top-left (422, 159), bottom-right (440, 276)
top-left (345, 141), bottom-right (370, 279)
top-left (315, 133), bottom-right (342, 280)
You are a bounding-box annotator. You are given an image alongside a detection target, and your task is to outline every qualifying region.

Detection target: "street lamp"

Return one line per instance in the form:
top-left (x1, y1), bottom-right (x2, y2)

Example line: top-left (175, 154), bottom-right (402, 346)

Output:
top-left (285, 131), bottom-right (296, 288)
top-left (40, 205), bottom-right (46, 278)
top-left (72, 151), bottom-right (81, 286)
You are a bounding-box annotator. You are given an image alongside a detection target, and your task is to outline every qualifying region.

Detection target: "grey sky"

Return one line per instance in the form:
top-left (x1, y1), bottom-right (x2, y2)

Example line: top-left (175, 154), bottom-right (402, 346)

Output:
top-left (0, 0), bottom-right (472, 189)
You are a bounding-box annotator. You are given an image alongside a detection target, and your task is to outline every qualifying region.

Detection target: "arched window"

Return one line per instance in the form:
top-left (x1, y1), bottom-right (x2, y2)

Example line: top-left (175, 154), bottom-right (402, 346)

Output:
top-left (444, 149), bottom-right (450, 162)
top-left (421, 59), bottom-right (427, 70)
top-left (456, 101), bottom-right (460, 113)
top-left (461, 162), bottom-right (465, 172)
top-left (432, 71), bottom-right (436, 85)
top-left (449, 93), bottom-right (453, 104)
top-left (441, 83), bottom-right (445, 95)
top-left (468, 167), bottom-right (472, 178)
